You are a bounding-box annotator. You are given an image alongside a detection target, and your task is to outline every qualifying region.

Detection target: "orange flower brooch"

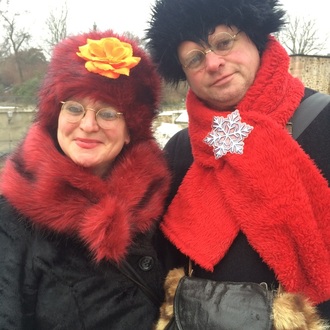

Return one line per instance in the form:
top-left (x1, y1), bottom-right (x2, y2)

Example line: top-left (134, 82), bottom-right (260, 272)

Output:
top-left (77, 37), bottom-right (141, 79)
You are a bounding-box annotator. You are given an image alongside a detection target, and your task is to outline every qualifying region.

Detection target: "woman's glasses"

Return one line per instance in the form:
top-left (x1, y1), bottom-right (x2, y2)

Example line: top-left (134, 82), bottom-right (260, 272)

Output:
top-left (60, 101), bottom-right (123, 129)
top-left (181, 31), bottom-right (241, 71)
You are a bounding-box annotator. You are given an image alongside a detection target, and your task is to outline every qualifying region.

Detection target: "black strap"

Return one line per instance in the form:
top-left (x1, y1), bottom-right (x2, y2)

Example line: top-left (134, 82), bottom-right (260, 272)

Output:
top-left (115, 260), bottom-right (161, 306)
top-left (290, 92), bottom-right (330, 139)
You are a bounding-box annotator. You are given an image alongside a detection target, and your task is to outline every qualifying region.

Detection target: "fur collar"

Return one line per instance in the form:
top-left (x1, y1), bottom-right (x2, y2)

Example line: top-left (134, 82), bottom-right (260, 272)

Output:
top-left (161, 38), bottom-right (330, 303)
top-left (1, 124), bottom-right (170, 263)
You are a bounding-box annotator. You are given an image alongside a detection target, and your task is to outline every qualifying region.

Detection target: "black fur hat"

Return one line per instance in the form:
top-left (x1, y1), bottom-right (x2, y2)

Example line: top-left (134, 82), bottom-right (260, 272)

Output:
top-left (146, 0), bottom-right (286, 84)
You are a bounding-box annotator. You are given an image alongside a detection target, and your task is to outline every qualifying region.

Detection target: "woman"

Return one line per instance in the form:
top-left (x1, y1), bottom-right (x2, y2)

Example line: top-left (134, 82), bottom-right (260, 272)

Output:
top-left (0, 30), bottom-right (170, 329)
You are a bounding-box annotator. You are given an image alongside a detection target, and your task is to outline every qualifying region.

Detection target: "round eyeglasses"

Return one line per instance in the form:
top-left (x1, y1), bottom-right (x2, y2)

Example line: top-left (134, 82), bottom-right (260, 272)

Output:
top-left (60, 101), bottom-right (123, 129)
top-left (181, 31), bottom-right (241, 71)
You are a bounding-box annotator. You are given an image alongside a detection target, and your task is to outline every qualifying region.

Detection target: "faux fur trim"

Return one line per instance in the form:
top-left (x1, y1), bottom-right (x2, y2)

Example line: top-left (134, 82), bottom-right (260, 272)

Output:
top-left (273, 291), bottom-right (330, 330)
top-left (1, 124), bottom-right (170, 262)
top-left (154, 268), bottom-right (185, 330)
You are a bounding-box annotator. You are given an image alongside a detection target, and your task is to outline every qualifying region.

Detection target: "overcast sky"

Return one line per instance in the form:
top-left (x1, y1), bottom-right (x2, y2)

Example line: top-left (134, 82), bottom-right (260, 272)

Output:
top-left (1, 0), bottom-right (329, 53)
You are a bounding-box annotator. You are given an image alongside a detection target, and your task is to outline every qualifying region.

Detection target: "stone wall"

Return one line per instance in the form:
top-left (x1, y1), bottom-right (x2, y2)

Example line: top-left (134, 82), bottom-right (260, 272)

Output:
top-left (289, 55), bottom-right (330, 94)
top-left (0, 107), bottom-right (36, 155)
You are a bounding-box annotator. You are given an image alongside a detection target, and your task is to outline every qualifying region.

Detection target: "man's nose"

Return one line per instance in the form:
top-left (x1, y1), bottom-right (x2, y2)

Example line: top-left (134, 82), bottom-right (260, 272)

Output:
top-left (204, 50), bottom-right (225, 71)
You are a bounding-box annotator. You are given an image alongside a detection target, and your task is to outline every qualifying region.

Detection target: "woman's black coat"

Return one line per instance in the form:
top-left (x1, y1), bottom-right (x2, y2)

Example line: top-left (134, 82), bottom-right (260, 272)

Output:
top-left (0, 198), bottom-right (164, 329)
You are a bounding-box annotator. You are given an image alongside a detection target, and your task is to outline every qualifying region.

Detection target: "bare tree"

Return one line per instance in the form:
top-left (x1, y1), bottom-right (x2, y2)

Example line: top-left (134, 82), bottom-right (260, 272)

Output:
top-left (44, 4), bottom-right (68, 57)
top-left (122, 31), bottom-right (145, 47)
top-left (0, 10), bottom-right (31, 83)
top-left (277, 15), bottom-right (327, 55)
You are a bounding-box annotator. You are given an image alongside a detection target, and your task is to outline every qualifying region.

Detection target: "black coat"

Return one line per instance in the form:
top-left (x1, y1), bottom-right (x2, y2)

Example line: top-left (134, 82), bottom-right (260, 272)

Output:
top-left (0, 196), bottom-right (164, 330)
top-left (158, 88), bottom-right (330, 321)
top-left (0, 123), bottom-right (171, 330)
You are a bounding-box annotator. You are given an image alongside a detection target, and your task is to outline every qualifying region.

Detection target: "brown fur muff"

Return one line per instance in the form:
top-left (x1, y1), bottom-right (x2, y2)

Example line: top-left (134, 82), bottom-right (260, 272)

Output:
top-left (154, 268), bottom-right (329, 330)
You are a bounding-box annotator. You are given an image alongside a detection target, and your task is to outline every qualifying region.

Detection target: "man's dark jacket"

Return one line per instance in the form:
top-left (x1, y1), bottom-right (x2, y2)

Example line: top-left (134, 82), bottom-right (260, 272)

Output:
top-left (158, 88), bottom-right (330, 321)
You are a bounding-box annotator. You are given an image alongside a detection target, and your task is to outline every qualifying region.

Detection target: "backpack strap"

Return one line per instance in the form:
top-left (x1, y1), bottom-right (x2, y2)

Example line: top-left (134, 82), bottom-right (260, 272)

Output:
top-left (290, 92), bottom-right (330, 139)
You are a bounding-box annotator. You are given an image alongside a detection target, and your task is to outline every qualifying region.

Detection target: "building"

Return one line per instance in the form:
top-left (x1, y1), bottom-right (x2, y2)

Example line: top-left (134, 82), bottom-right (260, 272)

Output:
top-left (290, 55), bottom-right (330, 94)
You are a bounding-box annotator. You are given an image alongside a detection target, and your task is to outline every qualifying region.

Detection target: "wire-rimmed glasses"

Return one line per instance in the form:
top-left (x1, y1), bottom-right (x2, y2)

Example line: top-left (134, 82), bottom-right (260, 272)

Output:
top-left (60, 101), bottom-right (123, 129)
top-left (181, 31), bottom-right (241, 71)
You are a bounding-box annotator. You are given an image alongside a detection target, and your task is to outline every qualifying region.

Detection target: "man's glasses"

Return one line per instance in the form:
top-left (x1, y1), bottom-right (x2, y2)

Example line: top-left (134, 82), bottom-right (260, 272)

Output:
top-left (181, 31), bottom-right (241, 71)
top-left (60, 101), bottom-right (123, 129)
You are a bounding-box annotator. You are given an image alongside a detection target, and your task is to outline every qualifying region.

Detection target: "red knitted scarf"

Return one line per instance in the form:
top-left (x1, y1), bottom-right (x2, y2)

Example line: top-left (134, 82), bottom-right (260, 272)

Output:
top-left (1, 124), bottom-right (170, 263)
top-left (161, 38), bottom-right (330, 303)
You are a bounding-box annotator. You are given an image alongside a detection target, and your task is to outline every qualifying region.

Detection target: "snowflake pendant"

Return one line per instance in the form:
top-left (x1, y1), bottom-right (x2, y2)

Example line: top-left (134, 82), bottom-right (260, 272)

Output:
top-left (204, 110), bottom-right (253, 159)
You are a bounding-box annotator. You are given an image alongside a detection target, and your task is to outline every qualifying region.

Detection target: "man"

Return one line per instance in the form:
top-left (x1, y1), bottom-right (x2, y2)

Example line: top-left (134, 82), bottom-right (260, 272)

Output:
top-left (146, 0), bottom-right (330, 328)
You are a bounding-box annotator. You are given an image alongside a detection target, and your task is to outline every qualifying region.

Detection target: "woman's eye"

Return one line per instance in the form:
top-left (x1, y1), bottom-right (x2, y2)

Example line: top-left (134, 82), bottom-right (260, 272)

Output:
top-left (68, 106), bottom-right (83, 114)
top-left (98, 109), bottom-right (117, 120)
top-left (64, 103), bottom-right (84, 115)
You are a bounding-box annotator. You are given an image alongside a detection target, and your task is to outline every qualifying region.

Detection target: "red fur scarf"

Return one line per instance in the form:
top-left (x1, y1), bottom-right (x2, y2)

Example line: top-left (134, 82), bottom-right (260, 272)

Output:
top-left (1, 124), bottom-right (170, 263)
top-left (161, 38), bottom-right (330, 304)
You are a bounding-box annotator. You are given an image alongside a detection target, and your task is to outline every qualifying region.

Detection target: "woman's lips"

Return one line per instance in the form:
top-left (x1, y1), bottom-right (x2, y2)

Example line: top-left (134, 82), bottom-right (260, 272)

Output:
top-left (75, 138), bottom-right (101, 149)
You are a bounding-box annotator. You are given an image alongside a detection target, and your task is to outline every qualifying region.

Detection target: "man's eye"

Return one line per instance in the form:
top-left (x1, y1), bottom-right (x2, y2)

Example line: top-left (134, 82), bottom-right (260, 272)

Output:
top-left (186, 51), bottom-right (204, 68)
top-left (214, 38), bottom-right (232, 51)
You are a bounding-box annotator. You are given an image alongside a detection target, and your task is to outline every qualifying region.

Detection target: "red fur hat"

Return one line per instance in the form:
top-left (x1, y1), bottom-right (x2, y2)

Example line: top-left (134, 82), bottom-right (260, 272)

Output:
top-left (37, 30), bottom-right (161, 143)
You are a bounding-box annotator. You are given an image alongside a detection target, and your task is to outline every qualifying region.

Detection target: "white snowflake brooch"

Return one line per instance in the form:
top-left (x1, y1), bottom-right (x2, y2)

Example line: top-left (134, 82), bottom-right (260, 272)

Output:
top-left (204, 110), bottom-right (254, 159)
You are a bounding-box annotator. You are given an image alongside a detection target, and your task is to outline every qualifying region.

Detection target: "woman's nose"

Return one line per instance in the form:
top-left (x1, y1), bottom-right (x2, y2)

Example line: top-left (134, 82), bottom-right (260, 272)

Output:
top-left (79, 109), bottom-right (100, 131)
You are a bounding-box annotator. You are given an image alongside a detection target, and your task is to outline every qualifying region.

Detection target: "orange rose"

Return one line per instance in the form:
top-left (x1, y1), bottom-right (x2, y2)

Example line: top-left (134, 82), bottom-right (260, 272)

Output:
top-left (77, 37), bottom-right (141, 79)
